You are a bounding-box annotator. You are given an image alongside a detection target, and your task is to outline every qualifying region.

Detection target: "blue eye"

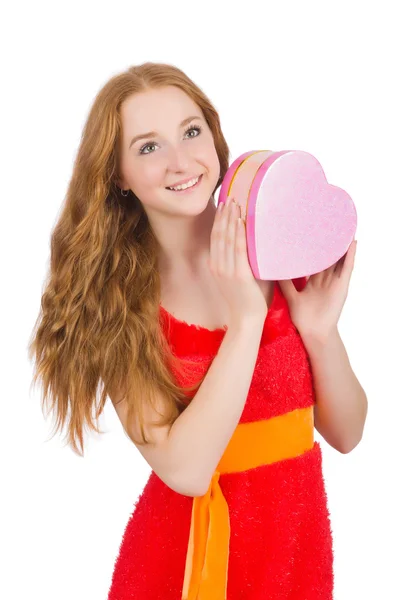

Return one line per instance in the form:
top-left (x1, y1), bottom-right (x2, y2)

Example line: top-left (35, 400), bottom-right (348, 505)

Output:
top-left (139, 124), bottom-right (202, 155)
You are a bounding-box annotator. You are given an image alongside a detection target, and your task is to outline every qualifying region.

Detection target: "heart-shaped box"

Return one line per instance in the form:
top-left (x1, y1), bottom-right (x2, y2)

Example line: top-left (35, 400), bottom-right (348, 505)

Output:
top-left (218, 150), bottom-right (357, 280)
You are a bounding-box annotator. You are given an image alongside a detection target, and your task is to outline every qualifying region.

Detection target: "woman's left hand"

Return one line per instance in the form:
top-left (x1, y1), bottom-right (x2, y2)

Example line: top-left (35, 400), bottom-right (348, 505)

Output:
top-left (277, 240), bottom-right (357, 343)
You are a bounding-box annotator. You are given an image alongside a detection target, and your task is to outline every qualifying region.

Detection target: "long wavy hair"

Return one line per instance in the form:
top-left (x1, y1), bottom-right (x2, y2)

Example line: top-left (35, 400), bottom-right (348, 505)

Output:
top-left (27, 62), bottom-right (231, 456)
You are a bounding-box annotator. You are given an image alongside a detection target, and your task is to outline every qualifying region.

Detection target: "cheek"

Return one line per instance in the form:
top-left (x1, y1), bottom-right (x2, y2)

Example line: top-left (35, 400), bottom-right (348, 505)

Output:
top-left (193, 137), bottom-right (219, 168)
top-left (129, 160), bottom-right (163, 190)
top-left (204, 144), bottom-right (221, 177)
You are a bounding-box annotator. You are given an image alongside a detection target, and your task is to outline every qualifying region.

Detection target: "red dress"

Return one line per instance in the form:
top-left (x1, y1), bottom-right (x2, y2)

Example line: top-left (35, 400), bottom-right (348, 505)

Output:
top-left (107, 278), bottom-right (334, 599)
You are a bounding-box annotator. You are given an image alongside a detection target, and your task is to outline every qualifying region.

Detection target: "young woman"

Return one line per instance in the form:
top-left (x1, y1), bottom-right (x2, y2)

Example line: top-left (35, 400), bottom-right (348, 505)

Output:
top-left (29, 62), bottom-right (367, 599)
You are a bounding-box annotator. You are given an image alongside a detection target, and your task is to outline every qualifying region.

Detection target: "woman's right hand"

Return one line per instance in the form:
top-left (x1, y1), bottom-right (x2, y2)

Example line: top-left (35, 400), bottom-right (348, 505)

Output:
top-left (209, 195), bottom-right (268, 325)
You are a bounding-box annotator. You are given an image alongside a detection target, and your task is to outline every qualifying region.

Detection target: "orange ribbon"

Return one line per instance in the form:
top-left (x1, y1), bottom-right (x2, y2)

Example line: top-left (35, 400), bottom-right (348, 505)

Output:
top-left (181, 406), bottom-right (314, 599)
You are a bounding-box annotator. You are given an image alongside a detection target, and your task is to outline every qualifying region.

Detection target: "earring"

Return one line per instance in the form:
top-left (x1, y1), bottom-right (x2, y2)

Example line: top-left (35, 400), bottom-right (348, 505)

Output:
top-left (120, 188), bottom-right (129, 197)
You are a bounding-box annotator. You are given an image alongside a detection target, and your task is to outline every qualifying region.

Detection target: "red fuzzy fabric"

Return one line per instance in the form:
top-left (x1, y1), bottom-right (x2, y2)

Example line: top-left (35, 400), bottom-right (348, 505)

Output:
top-left (107, 278), bottom-right (334, 599)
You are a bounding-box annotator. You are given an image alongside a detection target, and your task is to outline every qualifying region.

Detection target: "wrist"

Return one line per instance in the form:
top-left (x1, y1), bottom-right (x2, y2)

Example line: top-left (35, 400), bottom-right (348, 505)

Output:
top-left (300, 326), bottom-right (340, 350)
top-left (228, 310), bottom-right (267, 331)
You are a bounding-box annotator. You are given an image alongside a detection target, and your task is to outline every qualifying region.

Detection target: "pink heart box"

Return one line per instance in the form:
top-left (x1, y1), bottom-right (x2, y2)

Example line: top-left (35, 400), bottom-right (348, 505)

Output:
top-left (218, 150), bottom-right (357, 280)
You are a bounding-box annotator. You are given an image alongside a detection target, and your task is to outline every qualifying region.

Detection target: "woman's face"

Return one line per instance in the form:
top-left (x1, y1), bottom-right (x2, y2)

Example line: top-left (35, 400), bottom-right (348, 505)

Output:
top-left (117, 85), bottom-right (220, 217)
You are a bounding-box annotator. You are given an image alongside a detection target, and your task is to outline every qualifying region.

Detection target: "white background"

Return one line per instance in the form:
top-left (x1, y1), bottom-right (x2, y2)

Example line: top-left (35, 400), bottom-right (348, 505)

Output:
top-left (1, 0), bottom-right (396, 598)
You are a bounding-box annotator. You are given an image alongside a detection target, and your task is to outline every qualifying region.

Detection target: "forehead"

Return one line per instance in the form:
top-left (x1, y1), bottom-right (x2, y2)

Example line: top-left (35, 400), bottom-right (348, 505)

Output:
top-left (120, 86), bottom-right (201, 131)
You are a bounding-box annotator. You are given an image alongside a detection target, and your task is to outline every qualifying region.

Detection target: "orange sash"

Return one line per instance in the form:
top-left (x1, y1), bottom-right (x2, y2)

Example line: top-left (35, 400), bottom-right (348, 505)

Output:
top-left (181, 406), bottom-right (314, 599)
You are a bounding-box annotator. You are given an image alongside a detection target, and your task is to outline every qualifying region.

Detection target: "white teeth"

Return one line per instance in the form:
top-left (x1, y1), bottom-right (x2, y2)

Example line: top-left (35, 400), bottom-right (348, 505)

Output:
top-left (168, 176), bottom-right (200, 191)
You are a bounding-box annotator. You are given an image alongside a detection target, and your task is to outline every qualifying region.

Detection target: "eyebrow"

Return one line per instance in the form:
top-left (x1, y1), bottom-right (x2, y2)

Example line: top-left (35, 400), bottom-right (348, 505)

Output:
top-left (128, 115), bottom-right (203, 149)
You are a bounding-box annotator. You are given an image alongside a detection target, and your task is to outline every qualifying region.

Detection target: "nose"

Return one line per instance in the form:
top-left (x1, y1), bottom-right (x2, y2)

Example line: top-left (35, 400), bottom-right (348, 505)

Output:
top-left (165, 144), bottom-right (191, 172)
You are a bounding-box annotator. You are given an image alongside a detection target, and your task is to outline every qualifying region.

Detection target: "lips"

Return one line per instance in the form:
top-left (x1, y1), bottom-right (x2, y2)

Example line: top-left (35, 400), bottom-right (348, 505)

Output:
top-left (166, 174), bottom-right (203, 191)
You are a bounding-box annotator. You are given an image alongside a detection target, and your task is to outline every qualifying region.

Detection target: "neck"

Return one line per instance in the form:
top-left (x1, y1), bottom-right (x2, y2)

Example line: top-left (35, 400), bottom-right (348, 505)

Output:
top-left (157, 197), bottom-right (217, 277)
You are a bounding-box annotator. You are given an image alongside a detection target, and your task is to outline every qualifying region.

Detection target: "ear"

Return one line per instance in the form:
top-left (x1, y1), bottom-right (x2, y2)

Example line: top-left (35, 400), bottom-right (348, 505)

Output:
top-left (115, 175), bottom-right (127, 190)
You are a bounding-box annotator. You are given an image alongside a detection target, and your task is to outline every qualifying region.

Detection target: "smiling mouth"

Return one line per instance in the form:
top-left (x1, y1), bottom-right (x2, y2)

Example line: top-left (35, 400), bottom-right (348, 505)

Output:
top-left (166, 174), bottom-right (203, 192)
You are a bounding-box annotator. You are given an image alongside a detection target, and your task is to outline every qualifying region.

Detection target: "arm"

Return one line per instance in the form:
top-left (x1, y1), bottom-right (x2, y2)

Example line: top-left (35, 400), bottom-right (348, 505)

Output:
top-left (302, 328), bottom-right (368, 454)
top-left (168, 313), bottom-right (266, 496)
